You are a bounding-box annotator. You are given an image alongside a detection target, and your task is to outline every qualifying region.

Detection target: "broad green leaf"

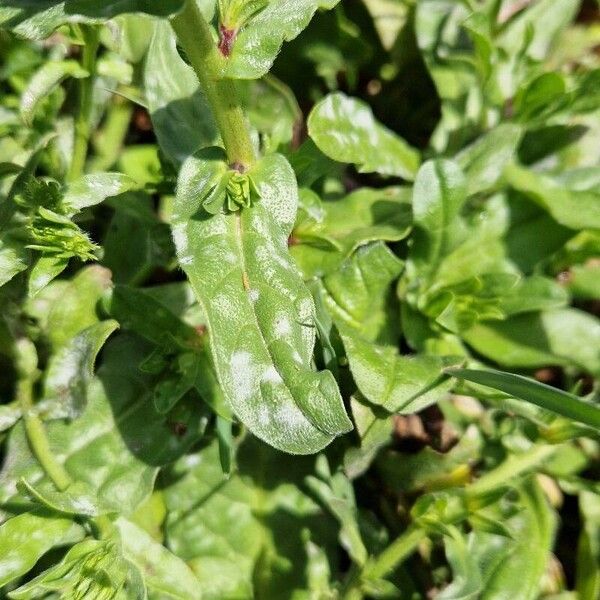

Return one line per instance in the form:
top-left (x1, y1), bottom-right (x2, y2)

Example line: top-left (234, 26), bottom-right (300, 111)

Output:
top-left (0, 511), bottom-right (82, 588)
top-left (291, 186), bottom-right (412, 278)
top-left (505, 164), bottom-right (600, 230)
top-left (163, 438), bottom-right (339, 599)
top-left (217, 0), bottom-right (342, 79)
top-left (408, 159), bottom-right (467, 280)
top-left (468, 479), bottom-right (557, 600)
top-left (9, 537), bottom-right (141, 600)
top-left (320, 242), bottom-right (403, 344)
top-left (463, 308), bottom-right (600, 375)
top-left (19, 479), bottom-right (114, 517)
top-left (105, 284), bottom-right (230, 418)
top-left (101, 192), bottom-right (174, 285)
top-left (173, 147), bottom-right (352, 454)
top-left (26, 264), bottom-right (113, 351)
top-left (41, 319), bottom-right (119, 419)
top-left (307, 92), bottom-right (420, 180)
top-left (20, 60), bottom-right (88, 126)
top-left (0, 334), bottom-right (206, 514)
top-left (0, 233), bottom-right (28, 288)
top-left (0, 1), bottom-right (185, 39)
top-left (63, 172), bottom-right (136, 211)
top-left (116, 518), bottom-right (202, 600)
top-left (106, 285), bottom-right (202, 350)
top-left (456, 124), bottom-right (523, 196)
top-left (145, 22), bottom-right (218, 167)
top-left (339, 327), bottom-right (456, 414)
top-left (447, 368), bottom-right (600, 430)
top-left (344, 395), bottom-right (393, 480)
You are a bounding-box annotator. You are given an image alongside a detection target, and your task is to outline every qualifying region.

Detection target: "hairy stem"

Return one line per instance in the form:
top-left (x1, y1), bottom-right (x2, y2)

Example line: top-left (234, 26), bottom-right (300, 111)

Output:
top-left (170, 0), bottom-right (256, 168)
top-left (68, 25), bottom-right (100, 182)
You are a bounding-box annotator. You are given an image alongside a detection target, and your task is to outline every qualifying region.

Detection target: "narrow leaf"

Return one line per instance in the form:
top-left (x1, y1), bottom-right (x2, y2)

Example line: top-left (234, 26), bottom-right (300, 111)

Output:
top-left (448, 368), bottom-right (600, 430)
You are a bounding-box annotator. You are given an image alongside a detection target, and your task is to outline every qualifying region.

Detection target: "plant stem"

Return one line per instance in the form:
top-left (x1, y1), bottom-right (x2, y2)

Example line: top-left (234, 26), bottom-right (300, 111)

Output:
top-left (17, 365), bottom-right (72, 492)
top-left (468, 443), bottom-right (558, 496)
top-left (68, 25), bottom-right (99, 182)
top-left (170, 0), bottom-right (256, 168)
top-left (362, 526), bottom-right (425, 582)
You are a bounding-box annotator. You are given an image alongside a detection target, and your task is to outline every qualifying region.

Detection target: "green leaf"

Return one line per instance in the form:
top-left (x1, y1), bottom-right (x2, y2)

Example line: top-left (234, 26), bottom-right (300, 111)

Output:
top-left (447, 368), bottom-right (600, 430)
top-left (63, 173), bottom-right (136, 211)
top-left (0, 233), bottom-right (28, 288)
top-left (496, 0), bottom-right (580, 61)
top-left (18, 479), bottom-right (114, 517)
top-left (0, 511), bottom-right (82, 588)
top-left (145, 22), bottom-right (218, 167)
top-left (307, 92), bottom-right (421, 180)
top-left (41, 319), bottom-right (119, 419)
top-left (339, 327), bottom-right (456, 414)
top-left (217, 0), bottom-right (342, 79)
top-left (320, 242), bottom-right (403, 344)
top-left (20, 60), bottom-right (88, 126)
top-left (116, 518), bottom-right (202, 600)
top-left (408, 159), bottom-right (467, 280)
top-left (438, 531), bottom-right (482, 600)
top-left (101, 192), bottom-right (174, 285)
top-left (26, 264), bottom-right (113, 352)
top-left (505, 163), bottom-right (600, 230)
top-left (291, 186), bottom-right (412, 278)
top-left (456, 125), bottom-right (523, 196)
top-left (576, 491), bottom-right (600, 600)
top-left (9, 537), bottom-right (142, 600)
top-left (27, 255), bottom-right (69, 298)
top-left (0, 334), bottom-right (206, 514)
top-left (463, 308), bottom-right (600, 375)
top-left (173, 147), bottom-right (352, 454)
top-left (469, 479), bottom-right (557, 600)
top-left (344, 395), bottom-right (393, 480)
top-left (163, 438), bottom-right (339, 599)
top-left (0, 1), bottom-right (185, 39)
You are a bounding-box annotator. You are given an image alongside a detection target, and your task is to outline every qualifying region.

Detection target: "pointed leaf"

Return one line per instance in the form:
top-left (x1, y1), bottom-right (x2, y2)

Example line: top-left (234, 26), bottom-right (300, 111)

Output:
top-left (447, 368), bottom-right (600, 430)
top-left (42, 319), bottom-right (119, 419)
top-left (217, 0), bottom-right (342, 79)
top-left (63, 173), bottom-right (136, 211)
top-left (116, 518), bottom-right (202, 600)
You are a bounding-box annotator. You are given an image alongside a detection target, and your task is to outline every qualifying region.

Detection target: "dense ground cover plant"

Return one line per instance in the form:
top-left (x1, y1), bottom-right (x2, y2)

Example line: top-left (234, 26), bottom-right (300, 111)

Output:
top-left (0, 0), bottom-right (599, 597)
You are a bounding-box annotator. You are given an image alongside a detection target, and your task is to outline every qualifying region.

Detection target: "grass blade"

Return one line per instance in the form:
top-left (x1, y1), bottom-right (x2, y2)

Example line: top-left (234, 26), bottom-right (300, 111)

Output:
top-left (447, 368), bottom-right (600, 430)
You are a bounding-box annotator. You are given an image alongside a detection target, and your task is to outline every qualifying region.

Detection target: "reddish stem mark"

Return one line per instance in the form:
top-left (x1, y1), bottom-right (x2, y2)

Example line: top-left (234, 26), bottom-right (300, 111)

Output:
top-left (218, 25), bottom-right (237, 57)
